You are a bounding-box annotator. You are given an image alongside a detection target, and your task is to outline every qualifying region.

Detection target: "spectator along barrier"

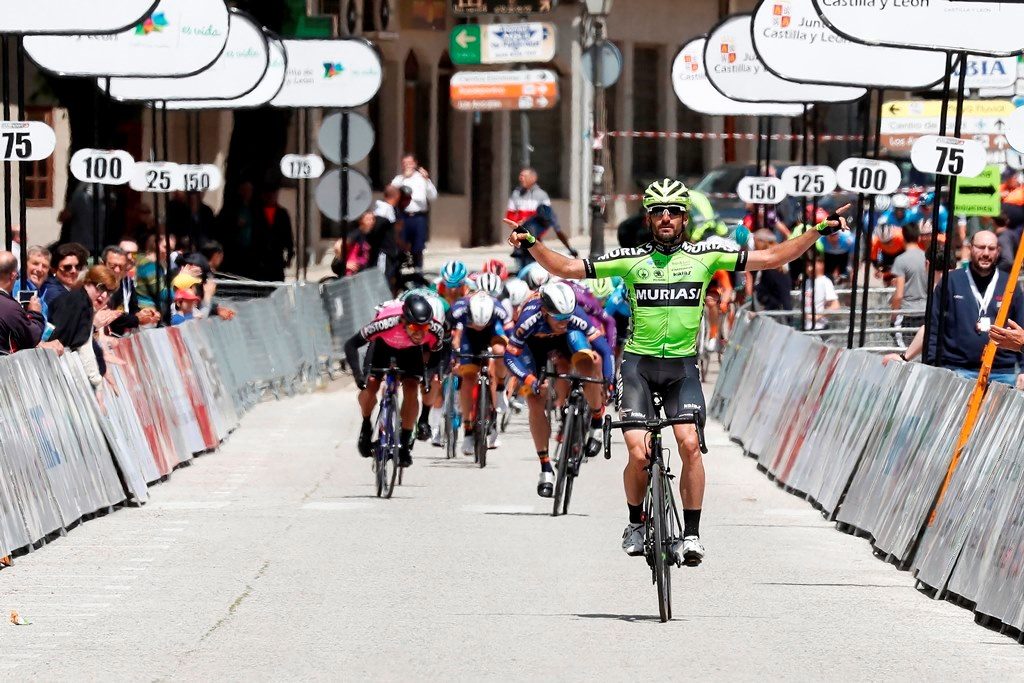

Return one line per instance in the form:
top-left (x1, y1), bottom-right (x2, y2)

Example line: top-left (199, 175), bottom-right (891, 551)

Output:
top-left (0, 276), bottom-right (351, 561)
top-left (710, 314), bottom-right (1024, 638)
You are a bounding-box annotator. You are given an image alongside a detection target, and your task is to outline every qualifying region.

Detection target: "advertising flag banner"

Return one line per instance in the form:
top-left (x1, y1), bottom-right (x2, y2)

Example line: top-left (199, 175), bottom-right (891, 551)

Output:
top-left (270, 39), bottom-right (382, 109)
top-left (163, 36), bottom-right (286, 110)
top-left (25, 0), bottom-right (229, 78)
top-left (705, 15), bottom-right (865, 104)
top-left (673, 37), bottom-right (803, 117)
top-left (0, 0), bottom-right (157, 34)
top-left (752, 0), bottom-right (948, 89)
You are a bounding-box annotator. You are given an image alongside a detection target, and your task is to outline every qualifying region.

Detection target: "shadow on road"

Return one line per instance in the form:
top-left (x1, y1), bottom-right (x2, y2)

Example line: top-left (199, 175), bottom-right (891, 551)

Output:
top-left (484, 512), bottom-right (589, 517)
top-left (573, 613), bottom-right (662, 623)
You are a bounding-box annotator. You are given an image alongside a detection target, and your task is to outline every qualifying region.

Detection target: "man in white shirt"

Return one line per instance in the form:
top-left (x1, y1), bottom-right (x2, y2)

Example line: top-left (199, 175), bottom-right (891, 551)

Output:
top-left (801, 253), bottom-right (840, 330)
top-left (390, 154), bottom-right (437, 271)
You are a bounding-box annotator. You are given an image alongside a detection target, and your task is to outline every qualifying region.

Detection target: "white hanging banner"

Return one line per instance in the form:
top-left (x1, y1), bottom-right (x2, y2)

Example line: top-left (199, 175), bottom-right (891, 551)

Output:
top-left (705, 15), bottom-right (865, 104)
top-left (780, 165), bottom-right (838, 198)
top-left (271, 39), bottom-right (382, 109)
top-left (70, 149), bottom-right (135, 185)
top-left (106, 10), bottom-right (268, 102)
top-left (737, 177), bottom-right (787, 205)
top-left (0, 0), bottom-right (157, 35)
top-left (910, 135), bottom-right (987, 178)
top-left (1004, 105), bottom-right (1024, 154)
top-left (812, 0), bottom-right (1024, 57)
top-left (173, 164), bottom-right (222, 192)
top-left (280, 154), bottom-right (325, 180)
top-left (752, 0), bottom-right (948, 90)
top-left (0, 121), bottom-right (56, 161)
top-left (129, 162), bottom-right (180, 193)
top-left (25, 0), bottom-right (229, 78)
top-left (835, 158), bottom-right (902, 195)
top-left (673, 38), bottom-right (803, 117)
top-left (163, 35), bottom-right (286, 110)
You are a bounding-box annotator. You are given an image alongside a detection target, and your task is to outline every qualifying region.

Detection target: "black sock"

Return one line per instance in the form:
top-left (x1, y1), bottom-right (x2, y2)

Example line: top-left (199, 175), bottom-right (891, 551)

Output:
top-left (465, 426), bottom-right (475, 437)
top-left (418, 403), bottom-right (430, 424)
top-left (361, 417), bottom-right (371, 432)
top-left (400, 428), bottom-right (414, 449)
top-left (628, 503), bottom-right (643, 524)
top-left (683, 509), bottom-right (701, 538)
top-left (497, 382), bottom-right (505, 392)
top-left (538, 450), bottom-right (552, 474)
top-left (590, 415), bottom-right (603, 430)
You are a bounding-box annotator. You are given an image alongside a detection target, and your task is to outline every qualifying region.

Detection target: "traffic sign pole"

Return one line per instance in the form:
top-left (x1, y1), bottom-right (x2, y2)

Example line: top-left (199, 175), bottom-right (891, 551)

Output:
top-left (338, 109), bottom-right (350, 280)
top-left (859, 88), bottom-right (885, 349)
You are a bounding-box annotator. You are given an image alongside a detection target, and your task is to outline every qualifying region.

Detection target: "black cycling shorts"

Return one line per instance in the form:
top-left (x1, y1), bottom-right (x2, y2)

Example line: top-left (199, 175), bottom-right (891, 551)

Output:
top-left (618, 352), bottom-right (705, 430)
top-left (366, 341), bottom-right (425, 380)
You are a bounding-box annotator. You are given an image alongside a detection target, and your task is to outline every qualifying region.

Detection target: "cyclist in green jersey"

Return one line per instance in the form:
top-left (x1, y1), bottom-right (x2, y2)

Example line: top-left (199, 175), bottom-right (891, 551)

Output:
top-left (508, 178), bottom-right (848, 564)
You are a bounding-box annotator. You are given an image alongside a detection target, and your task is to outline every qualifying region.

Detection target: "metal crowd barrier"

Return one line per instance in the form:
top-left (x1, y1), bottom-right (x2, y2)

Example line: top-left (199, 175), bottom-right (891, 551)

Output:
top-left (0, 279), bottom-right (343, 560)
top-left (322, 268), bottom-right (394, 363)
top-left (713, 311), bottom-right (1024, 638)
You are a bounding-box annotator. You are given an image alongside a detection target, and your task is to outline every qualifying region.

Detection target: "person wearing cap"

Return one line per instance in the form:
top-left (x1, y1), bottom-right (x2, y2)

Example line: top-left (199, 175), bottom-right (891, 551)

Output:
top-left (171, 286), bottom-right (201, 325)
top-left (752, 229), bottom-right (792, 312)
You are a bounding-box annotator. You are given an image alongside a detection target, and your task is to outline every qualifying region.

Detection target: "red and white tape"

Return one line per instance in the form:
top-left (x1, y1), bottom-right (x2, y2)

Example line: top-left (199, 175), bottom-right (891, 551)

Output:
top-left (600, 130), bottom-right (866, 142)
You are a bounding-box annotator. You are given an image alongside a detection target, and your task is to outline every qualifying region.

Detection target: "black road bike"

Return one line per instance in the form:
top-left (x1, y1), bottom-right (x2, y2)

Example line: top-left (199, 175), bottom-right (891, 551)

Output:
top-left (603, 400), bottom-right (707, 622)
top-left (368, 360), bottom-right (411, 498)
top-left (547, 371), bottom-right (607, 517)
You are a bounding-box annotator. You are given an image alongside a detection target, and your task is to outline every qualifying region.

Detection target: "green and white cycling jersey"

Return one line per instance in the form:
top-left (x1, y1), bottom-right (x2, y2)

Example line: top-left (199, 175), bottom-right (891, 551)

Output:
top-left (583, 241), bottom-right (747, 358)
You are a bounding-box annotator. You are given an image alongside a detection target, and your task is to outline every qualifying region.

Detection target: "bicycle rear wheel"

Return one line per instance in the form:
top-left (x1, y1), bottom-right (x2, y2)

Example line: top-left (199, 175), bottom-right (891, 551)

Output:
top-left (475, 381), bottom-right (490, 468)
top-left (650, 461), bottom-right (672, 622)
top-left (552, 404), bottom-right (575, 516)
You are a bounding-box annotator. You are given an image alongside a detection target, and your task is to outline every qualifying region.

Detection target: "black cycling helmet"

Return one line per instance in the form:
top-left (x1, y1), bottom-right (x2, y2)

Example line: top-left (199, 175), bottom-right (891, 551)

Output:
top-left (401, 294), bottom-right (433, 325)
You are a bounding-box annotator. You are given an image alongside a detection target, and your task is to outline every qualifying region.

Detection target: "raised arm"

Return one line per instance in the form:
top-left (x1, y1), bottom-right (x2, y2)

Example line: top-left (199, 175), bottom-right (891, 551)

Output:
top-left (745, 205), bottom-right (850, 272)
top-left (506, 218), bottom-right (586, 279)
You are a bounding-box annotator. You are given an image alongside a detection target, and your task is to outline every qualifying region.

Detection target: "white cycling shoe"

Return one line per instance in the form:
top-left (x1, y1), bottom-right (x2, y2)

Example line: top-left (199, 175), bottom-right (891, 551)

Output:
top-left (621, 523), bottom-right (646, 556)
top-left (461, 434), bottom-right (475, 456)
top-left (487, 429), bottom-right (500, 449)
top-left (537, 471), bottom-right (554, 498)
top-left (431, 428), bottom-right (443, 448)
top-left (497, 392), bottom-right (510, 414)
top-left (672, 535), bottom-right (705, 565)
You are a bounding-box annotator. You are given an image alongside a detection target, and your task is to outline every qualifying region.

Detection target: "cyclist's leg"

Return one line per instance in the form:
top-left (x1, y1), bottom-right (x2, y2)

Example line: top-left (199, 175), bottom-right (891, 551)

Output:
top-left (619, 353), bottom-right (656, 508)
top-left (704, 287), bottom-right (721, 342)
top-left (661, 357), bottom-right (707, 546)
top-left (489, 338), bottom-right (508, 409)
top-left (358, 341), bottom-right (387, 417)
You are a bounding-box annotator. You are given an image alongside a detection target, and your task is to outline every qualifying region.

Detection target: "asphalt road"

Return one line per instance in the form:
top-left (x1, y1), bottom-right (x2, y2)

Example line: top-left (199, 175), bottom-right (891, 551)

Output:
top-left (1, 376), bottom-right (1022, 680)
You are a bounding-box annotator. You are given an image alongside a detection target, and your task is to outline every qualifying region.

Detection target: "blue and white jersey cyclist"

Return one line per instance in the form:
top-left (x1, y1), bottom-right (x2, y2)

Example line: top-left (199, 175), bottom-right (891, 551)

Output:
top-left (504, 282), bottom-right (614, 498)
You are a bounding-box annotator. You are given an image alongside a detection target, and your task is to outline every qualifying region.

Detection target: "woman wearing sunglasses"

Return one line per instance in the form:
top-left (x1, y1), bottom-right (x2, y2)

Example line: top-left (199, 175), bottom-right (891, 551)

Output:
top-left (509, 178), bottom-right (849, 566)
top-left (48, 265), bottom-right (121, 390)
top-left (344, 294), bottom-right (445, 469)
top-left (504, 281), bottom-right (614, 498)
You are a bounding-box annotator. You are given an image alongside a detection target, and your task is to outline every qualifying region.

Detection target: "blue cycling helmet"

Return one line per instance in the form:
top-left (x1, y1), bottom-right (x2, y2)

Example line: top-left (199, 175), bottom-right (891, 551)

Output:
top-left (440, 260), bottom-right (468, 288)
top-left (733, 225), bottom-right (751, 247)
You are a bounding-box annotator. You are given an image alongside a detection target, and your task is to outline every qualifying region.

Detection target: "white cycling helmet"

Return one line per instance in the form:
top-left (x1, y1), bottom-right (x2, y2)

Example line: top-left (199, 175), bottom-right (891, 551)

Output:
top-left (524, 265), bottom-right (550, 290)
top-left (891, 193), bottom-right (910, 210)
top-left (475, 272), bottom-right (503, 297)
top-left (539, 281), bottom-right (576, 316)
top-left (468, 291), bottom-right (495, 327)
top-left (505, 278), bottom-right (530, 308)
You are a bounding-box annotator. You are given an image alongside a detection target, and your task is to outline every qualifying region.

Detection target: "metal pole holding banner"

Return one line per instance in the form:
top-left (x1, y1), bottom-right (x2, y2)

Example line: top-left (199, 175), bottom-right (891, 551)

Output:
top-left (92, 76), bottom-right (101, 260)
top-left (294, 109), bottom-right (301, 282)
top-left (338, 109), bottom-right (350, 279)
top-left (847, 90), bottom-right (873, 349)
top-left (15, 37), bottom-right (27, 290)
top-left (922, 52), bottom-right (954, 363)
top-left (588, 15), bottom-right (607, 259)
top-left (934, 51), bottom-right (969, 369)
top-left (2, 37), bottom-right (12, 254)
top-left (302, 109), bottom-right (310, 281)
top-left (858, 88), bottom-right (886, 348)
top-left (160, 101), bottom-right (173, 325)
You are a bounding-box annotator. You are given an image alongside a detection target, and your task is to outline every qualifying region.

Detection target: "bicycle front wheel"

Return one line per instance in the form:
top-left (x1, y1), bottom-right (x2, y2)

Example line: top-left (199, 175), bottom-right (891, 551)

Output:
top-left (378, 402), bottom-right (399, 499)
top-left (444, 379), bottom-right (458, 460)
top-left (475, 381), bottom-right (490, 468)
top-left (552, 404), bottom-right (576, 516)
top-left (650, 461), bottom-right (672, 622)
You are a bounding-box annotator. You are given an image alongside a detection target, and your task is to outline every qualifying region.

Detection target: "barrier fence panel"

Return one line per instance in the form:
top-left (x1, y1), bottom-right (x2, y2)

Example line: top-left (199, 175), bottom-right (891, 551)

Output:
top-left (913, 383), bottom-right (1019, 600)
top-left (323, 269), bottom-right (393, 359)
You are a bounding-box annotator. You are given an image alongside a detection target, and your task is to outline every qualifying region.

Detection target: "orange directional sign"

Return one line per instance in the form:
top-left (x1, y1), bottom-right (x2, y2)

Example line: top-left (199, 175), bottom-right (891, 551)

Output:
top-left (450, 69), bottom-right (559, 111)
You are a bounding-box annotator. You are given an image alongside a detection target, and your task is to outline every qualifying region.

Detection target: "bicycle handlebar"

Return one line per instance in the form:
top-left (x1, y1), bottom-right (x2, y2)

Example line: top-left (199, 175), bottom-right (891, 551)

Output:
top-left (455, 352), bottom-right (505, 361)
top-left (602, 411), bottom-right (708, 459)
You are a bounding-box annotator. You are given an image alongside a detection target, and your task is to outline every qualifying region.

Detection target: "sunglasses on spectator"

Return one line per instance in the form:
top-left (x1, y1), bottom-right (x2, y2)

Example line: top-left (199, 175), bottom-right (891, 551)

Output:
top-left (95, 285), bottom-right (111, 295)
top-left (58, 263), bottom-right (80, 273)
top-left (647, 205), bottom-right (686, 216)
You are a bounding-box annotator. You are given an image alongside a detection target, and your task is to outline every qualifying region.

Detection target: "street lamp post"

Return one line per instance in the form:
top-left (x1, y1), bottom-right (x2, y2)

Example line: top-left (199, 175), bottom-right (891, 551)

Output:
top-left (584, 0), bottom-right (613, 259)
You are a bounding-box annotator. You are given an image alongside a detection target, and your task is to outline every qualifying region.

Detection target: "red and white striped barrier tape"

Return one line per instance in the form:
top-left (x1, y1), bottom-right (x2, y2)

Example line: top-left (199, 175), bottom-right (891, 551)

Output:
top-left (600, 130), bottom-right (866, 142)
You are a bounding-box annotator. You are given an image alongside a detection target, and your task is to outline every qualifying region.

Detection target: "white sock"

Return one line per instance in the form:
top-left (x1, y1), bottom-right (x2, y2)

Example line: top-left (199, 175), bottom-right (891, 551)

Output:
top-left (429, 406), bottom-right (442, 431)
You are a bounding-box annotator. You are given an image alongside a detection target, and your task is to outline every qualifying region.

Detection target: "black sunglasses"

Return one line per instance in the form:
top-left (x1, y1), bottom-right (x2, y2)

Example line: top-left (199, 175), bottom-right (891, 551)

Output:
top-left (58, 263), bottom-right (80, 273)
top-left (647, 205), bottom-right (687, 216)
